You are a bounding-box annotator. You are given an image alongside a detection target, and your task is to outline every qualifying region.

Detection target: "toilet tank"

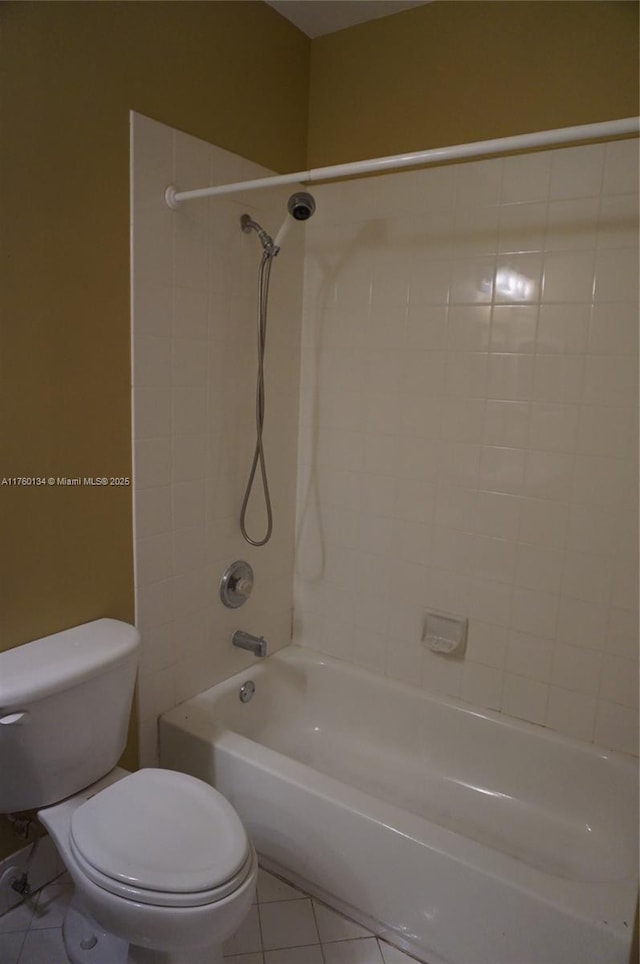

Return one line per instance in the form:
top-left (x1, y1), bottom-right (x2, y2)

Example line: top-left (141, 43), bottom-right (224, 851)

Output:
top-left (0, 618), bottom-right (140, 812)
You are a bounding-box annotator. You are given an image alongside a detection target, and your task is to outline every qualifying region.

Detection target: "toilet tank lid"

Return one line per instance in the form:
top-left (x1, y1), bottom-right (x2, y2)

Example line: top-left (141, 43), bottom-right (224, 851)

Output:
top-left (0, 619), bottom-right (140, 709)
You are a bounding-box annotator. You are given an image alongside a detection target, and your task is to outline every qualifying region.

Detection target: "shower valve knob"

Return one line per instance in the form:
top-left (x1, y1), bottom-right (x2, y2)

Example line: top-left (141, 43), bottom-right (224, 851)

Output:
top-left (220, 561), bottom-right (254, 609)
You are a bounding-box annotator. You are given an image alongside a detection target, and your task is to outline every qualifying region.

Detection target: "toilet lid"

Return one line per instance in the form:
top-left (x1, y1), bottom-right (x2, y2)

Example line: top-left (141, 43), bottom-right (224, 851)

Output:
top-left (70, 769), bottom-right (249, 895)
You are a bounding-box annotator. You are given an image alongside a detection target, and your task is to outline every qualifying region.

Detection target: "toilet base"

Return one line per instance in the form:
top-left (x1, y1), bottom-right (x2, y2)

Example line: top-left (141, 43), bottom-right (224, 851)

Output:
top-left (63, 899), bottom-right (223, 964)
top-left (63, 901), bottom-right (128, 964)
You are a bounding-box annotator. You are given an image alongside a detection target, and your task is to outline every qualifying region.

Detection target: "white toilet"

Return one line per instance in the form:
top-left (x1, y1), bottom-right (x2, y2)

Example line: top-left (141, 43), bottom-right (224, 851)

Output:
top-left (0, 618), bottom-right (257, 964)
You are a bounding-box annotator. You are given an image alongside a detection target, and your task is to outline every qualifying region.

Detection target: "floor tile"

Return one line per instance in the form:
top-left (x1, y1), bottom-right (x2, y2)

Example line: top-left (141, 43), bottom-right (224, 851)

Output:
top-left (378, 941), bottom-right (422, 963)
top-left (264, 948), bottom-right (324, 964)
top-left (0, 901), bottom-right (34, 934)
top-left (17, 928), bottom-right (69, 964)
top-left (223, 954), bottom-right (264, 964)
top-left (259, 898), bottom-right (319, 950)
top-left (0, 932), bottom-right (24, 964)
top-left (222, 904), bottom-right (263, 956)
top-left (4, 864), bottom-right (430, 964)
top-left (313, 901), bottom-right (373, 942)
top-left (257, 870), bottom-right (305, 903)
top-left (31, 882), bottom-right (73, 930)
top-left (322, 937), bottom-right (385, 964)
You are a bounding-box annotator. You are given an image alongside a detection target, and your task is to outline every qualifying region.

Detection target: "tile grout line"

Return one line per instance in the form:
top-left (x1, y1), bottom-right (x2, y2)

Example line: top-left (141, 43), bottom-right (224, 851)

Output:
top-left (14, 930), bottom-right (28, 964)
top-left (254, 891), bottom-right (266, 964)
top-left (308, 897), bottom-right (327, 964)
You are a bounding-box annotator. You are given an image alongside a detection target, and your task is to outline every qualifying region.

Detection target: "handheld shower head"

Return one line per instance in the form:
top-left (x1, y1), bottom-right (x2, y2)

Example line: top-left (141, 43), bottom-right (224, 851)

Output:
top-left (241, 213), bottom-right (275, 253)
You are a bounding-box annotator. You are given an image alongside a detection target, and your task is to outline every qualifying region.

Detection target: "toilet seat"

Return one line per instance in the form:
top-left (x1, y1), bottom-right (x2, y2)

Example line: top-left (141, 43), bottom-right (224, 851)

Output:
top-left (69, 839), bottom-right (254, 908)
top-left (69, 769), bottom-right (252, 908)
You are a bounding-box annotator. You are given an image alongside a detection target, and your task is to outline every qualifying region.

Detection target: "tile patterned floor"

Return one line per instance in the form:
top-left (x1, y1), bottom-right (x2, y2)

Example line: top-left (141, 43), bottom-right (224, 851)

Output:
top-left (0, 867), bottom-right (423, 964)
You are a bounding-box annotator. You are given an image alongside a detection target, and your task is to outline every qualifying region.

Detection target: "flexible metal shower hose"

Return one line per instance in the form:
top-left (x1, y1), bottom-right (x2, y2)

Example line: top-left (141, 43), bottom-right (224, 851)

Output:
top-left (240, 248), bottom-right (275, 546)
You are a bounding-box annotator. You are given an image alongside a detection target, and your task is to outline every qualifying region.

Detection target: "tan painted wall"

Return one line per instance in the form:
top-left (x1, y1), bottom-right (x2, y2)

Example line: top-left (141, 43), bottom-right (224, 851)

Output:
top-left (0, 1), bottom-right (308, 652)
top-left (308, 1), bottom-right (639, 166)
top-left (0, 0), bottom-right (308, 856)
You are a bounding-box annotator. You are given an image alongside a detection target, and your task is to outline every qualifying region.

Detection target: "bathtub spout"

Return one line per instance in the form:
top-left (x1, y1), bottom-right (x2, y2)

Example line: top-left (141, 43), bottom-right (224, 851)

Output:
top-left (232, 630), bottom-right (267, 658)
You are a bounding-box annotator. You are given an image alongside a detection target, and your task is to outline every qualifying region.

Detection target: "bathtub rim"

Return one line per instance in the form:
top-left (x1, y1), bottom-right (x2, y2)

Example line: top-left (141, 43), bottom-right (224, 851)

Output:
top-left (193, 642), bottom-right (638, 771)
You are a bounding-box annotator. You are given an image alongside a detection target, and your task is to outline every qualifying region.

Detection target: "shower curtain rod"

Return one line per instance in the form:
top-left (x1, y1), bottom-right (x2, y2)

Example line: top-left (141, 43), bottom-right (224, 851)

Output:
top-left (165, 116), bottom-right (639, 208)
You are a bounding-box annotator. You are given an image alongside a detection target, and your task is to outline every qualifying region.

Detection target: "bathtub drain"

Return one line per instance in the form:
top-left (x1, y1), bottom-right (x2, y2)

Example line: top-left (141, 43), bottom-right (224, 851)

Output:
top-left (239, 680), bottom-right (255, 703)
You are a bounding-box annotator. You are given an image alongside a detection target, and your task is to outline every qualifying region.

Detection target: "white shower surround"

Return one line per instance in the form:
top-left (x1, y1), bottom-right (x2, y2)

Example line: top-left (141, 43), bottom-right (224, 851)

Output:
top-left (132, 114), bottom-right (639, 759)
top-left (130, 113), bottom-right (304, 764)
top-left (295, 136), bottom-right (639, 754)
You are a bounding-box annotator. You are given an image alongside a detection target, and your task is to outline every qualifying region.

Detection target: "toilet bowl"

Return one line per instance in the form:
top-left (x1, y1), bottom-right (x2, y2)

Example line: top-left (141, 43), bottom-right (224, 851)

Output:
top-left (0, 619), bottom-right (258, 964)
top-left (40, 767), bottom-right (258, 964)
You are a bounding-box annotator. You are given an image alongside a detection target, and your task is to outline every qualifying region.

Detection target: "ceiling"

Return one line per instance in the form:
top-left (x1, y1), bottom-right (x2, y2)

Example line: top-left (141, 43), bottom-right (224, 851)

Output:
top-left (265, 0), bottom-right (433, 38)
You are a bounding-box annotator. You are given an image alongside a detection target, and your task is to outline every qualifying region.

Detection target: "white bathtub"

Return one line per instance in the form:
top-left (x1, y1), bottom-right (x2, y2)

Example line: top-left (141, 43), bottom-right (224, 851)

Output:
top-left (159, 645), bottom-right (638, 964)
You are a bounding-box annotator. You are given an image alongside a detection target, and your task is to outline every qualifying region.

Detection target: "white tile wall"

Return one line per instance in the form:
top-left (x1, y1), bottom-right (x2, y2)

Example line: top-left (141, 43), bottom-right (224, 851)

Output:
top-left (131, 114), bottom-right (304, 764)
top-left (132, 118), bottom-right (638, 760)
top-left (294, 138), bottom-right (639, 755)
